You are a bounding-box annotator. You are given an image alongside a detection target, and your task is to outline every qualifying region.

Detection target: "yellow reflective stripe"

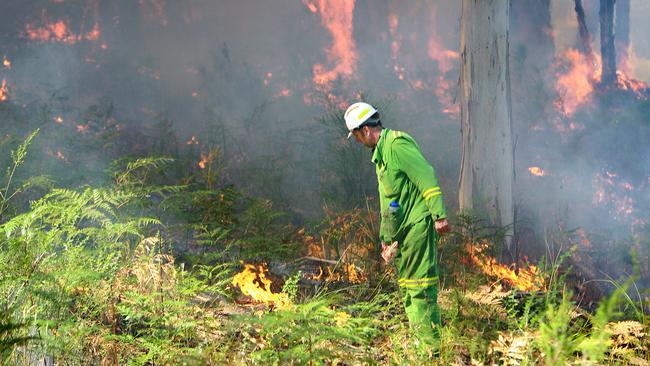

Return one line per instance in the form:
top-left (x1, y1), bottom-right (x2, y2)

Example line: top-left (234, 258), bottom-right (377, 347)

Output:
top-left (399, 277), bottom-right (439, 288)
top-left (398, 276), bottom-right (438, 284)
top-left (357, 107), bottom-right (371, 120)
top-left (401, 282), bottom-right (437, 288)
top-left (425, 191), bottom-right (442, 201)
top-left (422, 187), bottom-right (440, 198)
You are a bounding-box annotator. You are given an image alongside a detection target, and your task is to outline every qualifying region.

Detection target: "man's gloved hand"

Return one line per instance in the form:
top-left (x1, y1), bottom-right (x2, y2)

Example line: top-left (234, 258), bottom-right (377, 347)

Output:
top-left (435, 218), bottom-right (450, 235)
top-left (381, 241), bottom-right (398, 263)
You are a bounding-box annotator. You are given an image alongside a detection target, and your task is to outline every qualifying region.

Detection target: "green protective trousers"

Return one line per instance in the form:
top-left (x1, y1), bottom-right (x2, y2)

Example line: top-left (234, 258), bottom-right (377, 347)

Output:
top-left (395, 215), bottom-right (441, 349)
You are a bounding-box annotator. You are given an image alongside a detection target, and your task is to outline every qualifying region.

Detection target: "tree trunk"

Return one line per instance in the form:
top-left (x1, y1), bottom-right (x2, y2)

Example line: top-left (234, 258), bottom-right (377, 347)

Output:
top-left (459, 0), bottom-right (514, 249)
top-left (615, 0), bottom-right (630, 72)
top-left (599, 0), bottom-right (617, 88)
top-left (574, 0), bottom-right (596, 67)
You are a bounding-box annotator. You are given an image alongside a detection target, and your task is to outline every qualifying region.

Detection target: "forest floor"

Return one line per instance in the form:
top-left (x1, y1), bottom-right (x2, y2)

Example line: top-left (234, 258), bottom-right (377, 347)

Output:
top-left (0, 138), bottom-right (648, 365)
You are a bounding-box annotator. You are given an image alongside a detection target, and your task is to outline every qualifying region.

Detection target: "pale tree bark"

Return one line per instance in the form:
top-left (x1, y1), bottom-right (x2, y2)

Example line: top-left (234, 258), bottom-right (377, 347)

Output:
top-left (459, 0), bottom-right (514, 249)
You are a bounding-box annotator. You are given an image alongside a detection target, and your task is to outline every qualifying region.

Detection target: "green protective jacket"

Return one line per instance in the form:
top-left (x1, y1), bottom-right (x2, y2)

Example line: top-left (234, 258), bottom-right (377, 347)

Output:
top-left (372, 128), bottom-right (447, 243)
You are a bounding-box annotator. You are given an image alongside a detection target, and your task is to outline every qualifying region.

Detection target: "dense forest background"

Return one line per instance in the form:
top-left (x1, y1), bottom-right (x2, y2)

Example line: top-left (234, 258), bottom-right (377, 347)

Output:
top-left (0, 0), bottom-right (649, 364)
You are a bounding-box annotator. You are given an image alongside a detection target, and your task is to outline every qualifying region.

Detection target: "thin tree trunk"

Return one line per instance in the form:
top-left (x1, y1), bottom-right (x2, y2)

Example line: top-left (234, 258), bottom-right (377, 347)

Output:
top-left (615, 0), bottom-right (630, 72)
top-left (459, 0), bottom-right (514, 249)
top-left (574, 0), bottom-right (596, 68)
top-left (599, 0), bottom-right (617, 87)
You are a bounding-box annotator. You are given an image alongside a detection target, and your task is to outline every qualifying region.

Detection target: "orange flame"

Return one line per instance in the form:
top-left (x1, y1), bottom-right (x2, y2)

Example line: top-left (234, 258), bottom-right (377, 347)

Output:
top-left (0, 79), bottom-right (8, 102)
top-left (528, 166), bottom-right (545, 177)
top-left (232, 263), bottom-right (291, 308)
top-left (615, 71), bottom-right (648, 97)
top-left (304, 0), bottom-right (357, 85)
top-left (54, 116), bottom-right (64, 124)
top-left (592, 171), bottom-right (636, 219)
top-left (198, 154), bottom-right (208, 169)
top-left (25, 20), bottom-right (101, 44)
top-left (3, 56), bottom-right (10, 70)
top-left (467, 242), bottom-right (545, 292)
top-left (554, 49), bottom-right (597, 117)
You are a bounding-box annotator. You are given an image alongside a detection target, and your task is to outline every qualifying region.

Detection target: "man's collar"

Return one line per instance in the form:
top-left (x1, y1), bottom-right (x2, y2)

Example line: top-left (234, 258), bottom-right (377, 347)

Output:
top-left (371, 128), bottom-right (388, 164)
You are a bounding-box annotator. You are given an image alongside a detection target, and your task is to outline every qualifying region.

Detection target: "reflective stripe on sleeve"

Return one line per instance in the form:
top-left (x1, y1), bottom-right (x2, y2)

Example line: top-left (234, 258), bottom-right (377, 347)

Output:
top-left (422, 187), bottom-right (441, 200)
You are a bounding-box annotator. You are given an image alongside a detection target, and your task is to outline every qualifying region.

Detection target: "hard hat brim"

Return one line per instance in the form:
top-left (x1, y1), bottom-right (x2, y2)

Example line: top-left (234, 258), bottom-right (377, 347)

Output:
top-left (347, 131), bottom-right (353, 139)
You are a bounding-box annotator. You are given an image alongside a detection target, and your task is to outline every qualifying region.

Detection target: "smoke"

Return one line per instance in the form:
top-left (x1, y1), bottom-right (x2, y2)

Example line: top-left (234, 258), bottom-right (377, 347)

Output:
top-left (0, 0), bottom-right (648, 284)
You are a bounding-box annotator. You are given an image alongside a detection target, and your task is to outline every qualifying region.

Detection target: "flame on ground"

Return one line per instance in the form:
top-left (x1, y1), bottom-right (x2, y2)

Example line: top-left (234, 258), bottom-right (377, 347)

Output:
top-left (554, 49), bottom-right (597, 117)
top-left (25, 21), bottom-right (100, 44)
top-left (592, 171), bottom-right (636, 220)
top-left (304, 0), bottom-right (357, 86)
top-left (232, 263), bottom-right (291, 308)
top-left (3, 56), bottom-right (10, 70)
top-left (554, 49), bottom-right (647, 118)
top-left (467, 242), bottom-right (545, 292)
top-left (198, 154), bottom-right (208, 169)
top-left (308, 263), bottom-right (364, 284)
top-left (0, 80), bottom-right (8, 102)
top-left (528, 166), bottom-right (545, 177)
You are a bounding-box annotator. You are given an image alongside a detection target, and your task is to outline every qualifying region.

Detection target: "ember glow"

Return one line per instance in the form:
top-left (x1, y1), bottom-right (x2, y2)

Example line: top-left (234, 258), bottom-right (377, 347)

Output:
top-left (231, 263), bottom-right (291, 308)
top-left (467, 242), bottom-right (545, 292)
top-left (25, 21), bottom-right (100, 44)
top-left (388, 13), bottom-right (406, 81)
top-left (54, 116), bottom-right (64, 124)
top-left (615, 71), bottom-right (649, 97)
top-left (274, 88), bottom-right (291, 98)
top-left (2, 56), bottom-right (10, 70)
top-left (305, 0), bottom-right (357, 86)
top-left (528, 166), bottom-right (545, 177)
top-left (592, 171), bottom-right (636, 220)
top-left (198, 154), bottom-right (208, 169)
top-left (0, 80), bottom-right (8, 102)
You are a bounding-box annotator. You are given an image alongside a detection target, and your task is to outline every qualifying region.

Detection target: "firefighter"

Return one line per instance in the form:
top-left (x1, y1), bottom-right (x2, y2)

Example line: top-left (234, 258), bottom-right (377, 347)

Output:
top-left (344, 102), bottom-right (450, 353)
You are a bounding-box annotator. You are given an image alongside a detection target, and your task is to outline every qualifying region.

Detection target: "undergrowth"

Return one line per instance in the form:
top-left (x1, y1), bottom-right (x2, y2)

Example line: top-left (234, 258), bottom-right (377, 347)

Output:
top-left (0, 132), bottom-right (647, 365)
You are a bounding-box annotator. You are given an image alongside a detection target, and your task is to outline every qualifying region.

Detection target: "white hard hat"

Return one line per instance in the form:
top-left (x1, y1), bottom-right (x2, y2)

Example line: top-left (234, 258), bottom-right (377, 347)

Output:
top-left (344, 102), bottom-right (378, 139)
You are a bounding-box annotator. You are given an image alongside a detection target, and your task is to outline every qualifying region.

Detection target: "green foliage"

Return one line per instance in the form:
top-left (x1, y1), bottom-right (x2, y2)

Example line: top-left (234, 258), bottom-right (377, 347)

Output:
top-left (536, 291), bottom-right (582, 364)
top-left (0, 307), bottom-right (35, 364)
top-left (0, 130), bottom-right (648, 365)
top-left (236, 296), bottom-right (379, 365)
top-left (0, 129), bottom-right (39, 221)
top-left (281, 271), bottom-right (302, 302)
